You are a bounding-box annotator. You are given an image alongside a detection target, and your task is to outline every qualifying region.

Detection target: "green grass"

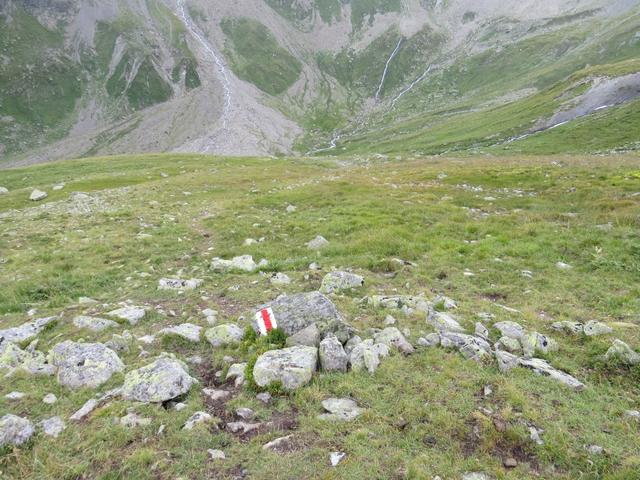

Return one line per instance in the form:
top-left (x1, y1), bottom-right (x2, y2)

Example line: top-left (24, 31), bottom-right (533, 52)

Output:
top-left (221, 17), bottom-right (302, 96)
top-left (1, 153), bottom-right (639, 479)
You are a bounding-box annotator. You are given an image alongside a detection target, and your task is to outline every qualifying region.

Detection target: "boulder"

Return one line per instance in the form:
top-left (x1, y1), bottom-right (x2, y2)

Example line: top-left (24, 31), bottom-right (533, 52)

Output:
top-left (0, 316), bottom-right (57, 344)
top-left (373, 327), bottom-right (414, 355)
top-left (496, 336), bottom-right (522, 354)
top-left (121, 357), bottom-right (196, 402)
top-left (518, 358), bottom-right (585, 391)
top-left (494, 321), bottom-right (525, 340)
top-left (583, 321), bottom-right (613, 337)
top-left (521, 332), bottom-right (558, 357)
top-left (107, 306), bottom-right (147, 325)
top-left (427, 311), bottom-right (465, 333)
top-left (459, 337), bottom-right (492, 362)
top-left (319, 335), bottom-right (348, 372)
top-left (475, 322), bottom-right (489, 339)
top-left (158, 278), bottom-right (203, 291)
top-left (205, 324), bottom-right (243, 347)
top-left (349, 339), bottom-right (389, 374)
top-left (494, 350), bottom-right (519, 373)
top-left (49, 341), bottom-right (124, 389)
top-left (417, 334), bottom-right (440, 348)
top-left (0, 415), bottom-right (34, 447)
top-left (0, 342), bottom-right (55, 375)
top-left (211, 255), bottom-right (259, 272)
top-left (605, 339), bottom-right (640, 365)
top-left (318, 398), bottom-right (365, 421)
top-left (159, 323), bottom-right (203, 343)
top-left (285, 323), bottom-right (321, 347)
top-left (551, 321), bottom-right (584, 334)
top-left (254, 292), bottom-right (350, 341)
top-left (319, 271), bottom-right (364, 294)
top-left (73, 316), bottom-right (119, 332)
top-left (252, 346), bottom-right (318, 390)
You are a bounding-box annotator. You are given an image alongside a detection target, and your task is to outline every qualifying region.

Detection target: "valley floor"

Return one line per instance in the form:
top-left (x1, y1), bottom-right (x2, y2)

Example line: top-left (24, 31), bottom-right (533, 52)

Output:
top-left (0, 153), bottom-right (639, 479)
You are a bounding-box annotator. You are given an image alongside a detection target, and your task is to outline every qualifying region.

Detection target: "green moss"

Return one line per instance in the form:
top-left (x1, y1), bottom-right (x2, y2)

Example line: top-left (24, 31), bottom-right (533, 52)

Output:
top-left (220, 17), bottom-right (302, 95)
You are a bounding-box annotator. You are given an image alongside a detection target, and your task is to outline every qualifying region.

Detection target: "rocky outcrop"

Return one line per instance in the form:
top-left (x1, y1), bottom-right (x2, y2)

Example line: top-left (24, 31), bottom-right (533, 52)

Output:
top-left (252, 346), bottom-right (318, 390)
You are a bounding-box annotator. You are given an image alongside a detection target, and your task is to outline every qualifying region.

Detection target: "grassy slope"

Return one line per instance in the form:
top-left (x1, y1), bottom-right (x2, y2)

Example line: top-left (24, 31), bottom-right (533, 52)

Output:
top-left (0, 153), bottom-right (639, 479)
top-left (221, 17), bottom-right (302, 96)
top-left (0, 8), bottom-right (82, 155)
top-left (310, 11), bottom-right (640, 157)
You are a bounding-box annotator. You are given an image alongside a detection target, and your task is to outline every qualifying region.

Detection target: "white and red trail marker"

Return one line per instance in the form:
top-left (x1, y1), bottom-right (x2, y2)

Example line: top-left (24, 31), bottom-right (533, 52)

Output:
top-left (255, 307), bottom-right (277, 336)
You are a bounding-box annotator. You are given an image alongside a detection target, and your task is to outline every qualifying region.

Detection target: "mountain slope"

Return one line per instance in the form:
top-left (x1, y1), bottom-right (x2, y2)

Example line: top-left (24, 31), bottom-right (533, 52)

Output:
top-left (1, 0), bottom-right (639, 166)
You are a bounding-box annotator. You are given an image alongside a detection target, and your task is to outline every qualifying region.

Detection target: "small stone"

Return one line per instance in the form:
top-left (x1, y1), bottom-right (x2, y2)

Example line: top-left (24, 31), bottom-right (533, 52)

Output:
top-left (203, 388), bottom-right (231, 402)
top-left (236, 408), bottom-right (254, 420)
top-left (286, 205), bottom-right (297, 213)
top-left (556, 261), bottom-right (573, 270)
top-left (384, 315), bottom-right (396, 326)
top-left (226, 363), bottom-right (247, 386)
top-left (270, 272), bottom-right (291, 285)
top-left (585, 444), bottom-right (604, 455)
top-left (624, 410), bottom-right (640, 421)
top-left (210, 255), bottom-right (259, 273)
top-left (40, 416), bottom-right (65, 438)
top-left (551, 321), bottom-right (584, 334)
top-left (256, 392), bottom-right (272, 404)
top-left (120, 412), bottom-right (151, 428)
top-left (158, 278), bottom-right (203, 291)
top-left (475, 323), bottom-right (489, 339)
top-left (107, 306), bottom-right (147, 325)
top-left (503, 458), bottom-right (517, 468)
top-left (183, 411), bottom-right (212, 430)
top-left (0, 187), bottom-right (8, 194)
top-left (30, 189), bottom-right (47, 201)
top-left (307, 235), bottom-right (329, 250)
top-left (42, 393), bottom-right (57, 405)
top-left (263, 434), bottom-right (295, 452)
top-left (330, 452), bottom-right (346, 467)
top-left (70, 399), bottom-right (99, 421)
top-left (5, 391), bottom-right (25, 400)
top-left (373, 327), bottom-right (414, 355)
top-left (78, 297), bottom-right (98, 305)
top-left (226, 421), bottom-right (260, 434)
top-left (208, 449), bottom-right (226, 460)
top-left (462, 473), bottom-right (492, 480)
top-left (428, 311), bottom-right (465, 333)
top-left (318, 398), bottom-right (364, 422)
top-left (174, 402), bottom-right (187, 411)
top-left (121, 358), bottom-right (196, 403)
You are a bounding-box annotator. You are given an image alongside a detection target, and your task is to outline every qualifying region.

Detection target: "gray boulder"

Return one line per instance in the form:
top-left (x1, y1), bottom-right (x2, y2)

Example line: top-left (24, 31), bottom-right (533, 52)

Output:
top-left (0, 316), bottom-right (57, 344)
top-left (583, 321), bottom-right (613, 337)
top-left (605, 339), bottom-right (640, 365)
top-left (0, 415), bottom-right (34, 447)
top-left (211, 255), bottom-right (259, 272)
top-left (373, 327), bottom-right (414, 355)
top-left (494, 321), bottom-right (526, 339)
top-left (49, 341), bottom-right (124, 389)
top-left (319, 271), bottom-right (364, 294)
top-left (494, 350), bottom-right (519, 373)
top-left (496, 336), bottom-right (522, 354)
top-left (319, 335), bottom-right (348, 372)
top-left (0, 342), bottom-right (55, 375)
top-left (254, 292), bottom-right (351, 341)
top-left (205, 324), bottom-right (243, 347)
top-left (518, 358), bottom-right (585, 391)
top-left (551, 321), bottom-right (584, 334)
top-left (427, 311), bottom-right (465, 333)
top-left (318, 398), bottom-right (365, 421)
top-left (107, 306), bottom-right (147, 325)
top-left (160, 323), bottom-right (203, 343)
top-left (521, 332), bottom-right (558, 357)
top-left (252, 346), bottom-right (318, 390)
top-left (121, 357), bottom-right (196, 402)
top-left (73, 316), bottom-right (119, 332)
top-left (349, 339), bottom-right (389, 374)
top-left (285, 323), bottom-right (321, 347)
top-left (417, 334), bottom-right (440, 348)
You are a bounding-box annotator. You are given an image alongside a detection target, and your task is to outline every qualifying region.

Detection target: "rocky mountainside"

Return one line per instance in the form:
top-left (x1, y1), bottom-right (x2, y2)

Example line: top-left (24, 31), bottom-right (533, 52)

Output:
top-left (1, 0), bottom-right (639, 165)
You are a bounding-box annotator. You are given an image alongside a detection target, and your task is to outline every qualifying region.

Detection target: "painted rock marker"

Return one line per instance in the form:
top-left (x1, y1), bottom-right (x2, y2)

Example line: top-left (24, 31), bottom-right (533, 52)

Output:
top-left (256, 307), bottom-right (277, 336)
